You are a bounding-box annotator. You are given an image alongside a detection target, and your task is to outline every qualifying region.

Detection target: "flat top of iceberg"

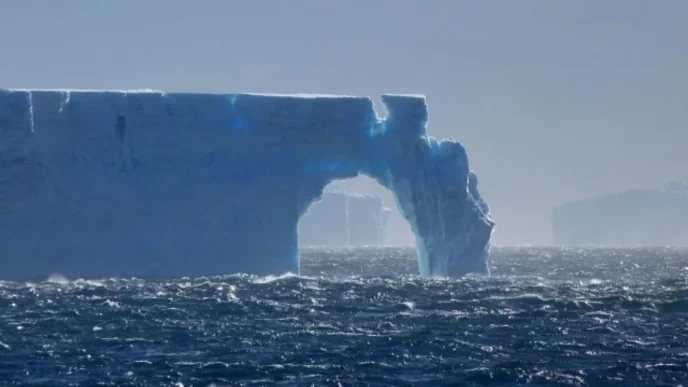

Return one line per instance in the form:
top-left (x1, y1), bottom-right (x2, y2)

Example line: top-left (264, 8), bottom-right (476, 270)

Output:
top-left (241, 93), bottom-right (364, 99)
top-left (381, 94), bottom-right (427, 99)
top-left (4, 88), bottom-right (166, 94)
top-left (1, 88), bottom-right (384, 99)
top-left (1, 89), bottom-right (427, 101)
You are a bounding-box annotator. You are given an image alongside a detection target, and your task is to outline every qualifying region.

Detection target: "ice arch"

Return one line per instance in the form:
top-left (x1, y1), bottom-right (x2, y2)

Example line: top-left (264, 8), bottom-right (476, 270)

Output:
top-left (0, 89), bottom-right (494, 280)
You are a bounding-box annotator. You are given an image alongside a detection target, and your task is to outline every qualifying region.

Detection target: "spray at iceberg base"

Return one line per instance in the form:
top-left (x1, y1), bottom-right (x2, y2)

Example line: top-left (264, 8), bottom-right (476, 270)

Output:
top-left (0, 90), bottom-right (494, 279)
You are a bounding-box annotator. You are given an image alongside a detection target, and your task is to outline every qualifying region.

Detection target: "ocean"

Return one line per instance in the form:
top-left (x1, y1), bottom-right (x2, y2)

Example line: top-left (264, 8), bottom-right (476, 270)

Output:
top-left (1, 246), bottom-right (687, 386)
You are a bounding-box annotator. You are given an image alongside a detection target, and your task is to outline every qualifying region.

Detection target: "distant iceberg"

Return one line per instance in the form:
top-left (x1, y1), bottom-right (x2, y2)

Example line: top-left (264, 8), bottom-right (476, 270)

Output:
top-left (0, 89), bottom-right (494, 279)
top-left (299, 188), bottom-right (391, 247)
top-left (552, 182), bottom-right (688, 246)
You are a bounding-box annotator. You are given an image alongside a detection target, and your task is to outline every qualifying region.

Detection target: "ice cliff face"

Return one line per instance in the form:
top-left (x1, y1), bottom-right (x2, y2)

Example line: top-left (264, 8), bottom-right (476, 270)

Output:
top-left (0, 89), bottom-right (493, 279)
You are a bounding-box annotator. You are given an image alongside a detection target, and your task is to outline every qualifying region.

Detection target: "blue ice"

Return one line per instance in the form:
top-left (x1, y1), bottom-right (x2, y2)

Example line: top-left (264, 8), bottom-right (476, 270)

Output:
top-left (0, 89), bottom-right (494, 280)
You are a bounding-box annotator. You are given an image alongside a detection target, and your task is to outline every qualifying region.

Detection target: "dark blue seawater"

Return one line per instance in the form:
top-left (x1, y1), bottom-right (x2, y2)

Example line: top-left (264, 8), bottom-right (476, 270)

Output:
top-left (2, 246), bottom-right (688, 386)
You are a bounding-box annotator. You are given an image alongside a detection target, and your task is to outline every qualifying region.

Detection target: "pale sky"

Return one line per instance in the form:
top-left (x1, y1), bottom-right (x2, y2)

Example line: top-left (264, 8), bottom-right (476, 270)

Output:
top-left (2, 0), bottom-right (687, 245)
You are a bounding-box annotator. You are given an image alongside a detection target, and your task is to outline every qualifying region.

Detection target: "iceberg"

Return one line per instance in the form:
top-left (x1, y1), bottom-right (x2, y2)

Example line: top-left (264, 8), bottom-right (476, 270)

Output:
top-left (553, 182), bottom-right (688, 246)
top-left (0, 89), bottom-right (494, 279)
top-left (299, 187), bottom-right (391, 247)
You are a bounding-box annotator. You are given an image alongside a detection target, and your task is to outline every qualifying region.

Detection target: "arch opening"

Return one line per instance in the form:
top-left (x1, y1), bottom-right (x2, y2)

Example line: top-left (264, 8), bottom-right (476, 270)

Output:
top-left (294, 94), bottom-right (494, 278)
top-left (298, 176), bottom-right (413, 248)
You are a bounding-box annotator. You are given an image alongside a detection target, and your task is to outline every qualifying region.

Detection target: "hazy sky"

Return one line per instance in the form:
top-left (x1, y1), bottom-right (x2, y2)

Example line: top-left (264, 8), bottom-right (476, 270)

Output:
top-left (2, 0), bottom-right (687, 245)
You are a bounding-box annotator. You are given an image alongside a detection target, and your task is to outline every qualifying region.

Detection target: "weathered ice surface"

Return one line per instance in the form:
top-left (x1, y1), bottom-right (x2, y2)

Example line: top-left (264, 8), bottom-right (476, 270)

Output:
top-left (0, 89), bottom-right (494, 279)
top-left (299, 188), bottom-right (391, 247)
top-left (552, 182), bottom-right (688, 246)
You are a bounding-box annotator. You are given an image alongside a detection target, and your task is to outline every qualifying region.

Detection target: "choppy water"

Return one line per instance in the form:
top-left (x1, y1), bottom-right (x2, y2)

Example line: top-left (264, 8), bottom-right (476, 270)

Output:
top-left (1, 246), bottom-right (688, 386)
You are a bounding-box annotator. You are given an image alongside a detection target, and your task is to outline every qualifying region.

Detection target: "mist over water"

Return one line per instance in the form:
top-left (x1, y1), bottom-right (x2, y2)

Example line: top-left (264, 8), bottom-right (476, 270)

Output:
top-left (1, 246), bottom-right (687, 386)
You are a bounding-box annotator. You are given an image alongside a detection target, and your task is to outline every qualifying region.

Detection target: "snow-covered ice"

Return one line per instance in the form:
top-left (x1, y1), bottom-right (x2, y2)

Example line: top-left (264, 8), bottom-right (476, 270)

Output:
top-left (0, 89), bottom-right (494, 279)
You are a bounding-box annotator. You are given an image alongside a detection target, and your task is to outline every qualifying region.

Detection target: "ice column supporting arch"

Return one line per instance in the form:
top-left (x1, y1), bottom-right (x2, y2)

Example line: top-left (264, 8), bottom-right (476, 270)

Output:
top-left (356, 95), bottom-right (494, 277)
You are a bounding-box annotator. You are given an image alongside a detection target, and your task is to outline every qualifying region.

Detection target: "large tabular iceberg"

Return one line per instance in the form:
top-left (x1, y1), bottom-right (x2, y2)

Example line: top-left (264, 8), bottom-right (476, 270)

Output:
top-left (553, 182), bottom-right (688, 246)
top-left (0, 89), bottom-right (494, 280)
